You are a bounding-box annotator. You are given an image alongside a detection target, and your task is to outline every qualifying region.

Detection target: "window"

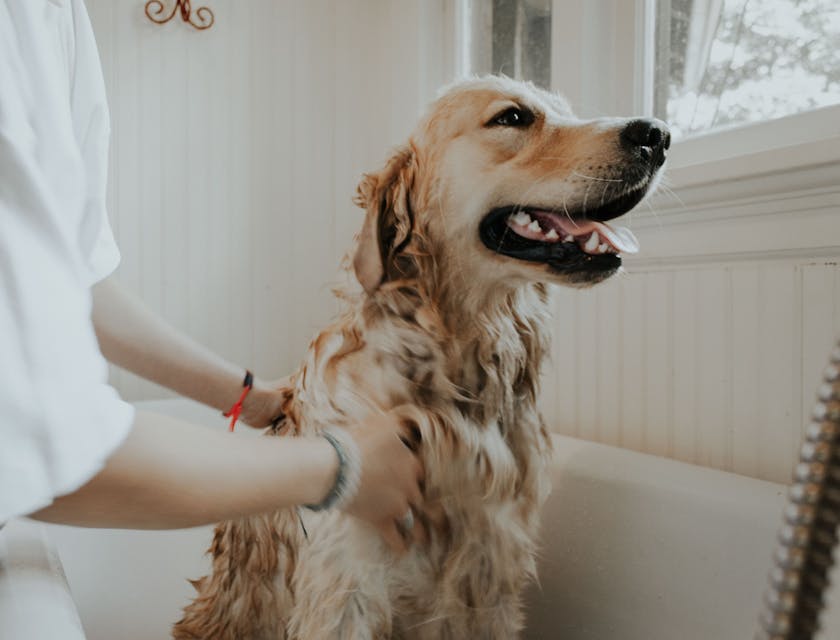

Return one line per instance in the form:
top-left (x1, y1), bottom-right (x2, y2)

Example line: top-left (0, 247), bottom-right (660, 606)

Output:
top-left (456, 0), bottom-right (840, 183)
top-left (655, 0), bottom-right (840, 139)
top-left (463, 0), bottom-right (552, 89)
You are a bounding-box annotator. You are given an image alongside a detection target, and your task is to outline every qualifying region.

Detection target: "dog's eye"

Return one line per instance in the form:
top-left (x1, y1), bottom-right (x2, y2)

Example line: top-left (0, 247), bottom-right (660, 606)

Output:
top-left (488, 107), bottom-right (535, 128)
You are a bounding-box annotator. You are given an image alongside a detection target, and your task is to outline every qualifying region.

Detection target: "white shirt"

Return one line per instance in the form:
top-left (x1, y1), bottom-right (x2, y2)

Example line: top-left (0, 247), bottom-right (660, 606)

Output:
top-left (0, 0), bottom-right (134, 521)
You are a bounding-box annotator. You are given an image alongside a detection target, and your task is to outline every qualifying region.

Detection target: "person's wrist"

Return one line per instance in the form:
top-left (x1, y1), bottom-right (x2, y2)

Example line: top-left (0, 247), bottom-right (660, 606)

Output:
top-left (305, 437), bottom-right (341, 506)
top-left (240, 378), bottom-right (283, 428)
top-left (304, 428), bottom-right (362, 511)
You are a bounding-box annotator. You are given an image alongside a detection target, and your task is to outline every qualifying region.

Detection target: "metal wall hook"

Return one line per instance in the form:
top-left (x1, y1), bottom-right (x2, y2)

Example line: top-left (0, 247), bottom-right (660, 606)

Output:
top-left (145, 0), bottom-right (214, 31)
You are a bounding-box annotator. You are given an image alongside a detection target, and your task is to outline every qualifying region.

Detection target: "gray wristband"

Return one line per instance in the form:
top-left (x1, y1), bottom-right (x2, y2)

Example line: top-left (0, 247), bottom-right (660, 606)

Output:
top-left (304, 427), bottom-right (361, 512)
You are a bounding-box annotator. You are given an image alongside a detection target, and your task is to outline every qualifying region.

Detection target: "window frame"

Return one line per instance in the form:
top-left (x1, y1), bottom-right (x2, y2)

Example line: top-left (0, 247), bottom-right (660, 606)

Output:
top-left (665, 102), bottom-right (840, 187)
top-left (553, 0), bottom-right (840, 192)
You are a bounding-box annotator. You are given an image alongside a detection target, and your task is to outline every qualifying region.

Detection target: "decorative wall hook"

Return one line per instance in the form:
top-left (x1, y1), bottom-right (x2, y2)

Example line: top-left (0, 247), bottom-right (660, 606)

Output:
top-left (145, 0), bottom-right (214, 31)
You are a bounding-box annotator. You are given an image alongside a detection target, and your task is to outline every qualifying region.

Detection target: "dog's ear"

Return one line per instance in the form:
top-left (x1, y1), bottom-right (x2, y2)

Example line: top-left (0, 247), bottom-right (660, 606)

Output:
top-left (352, 145), bottom-right (416, 294)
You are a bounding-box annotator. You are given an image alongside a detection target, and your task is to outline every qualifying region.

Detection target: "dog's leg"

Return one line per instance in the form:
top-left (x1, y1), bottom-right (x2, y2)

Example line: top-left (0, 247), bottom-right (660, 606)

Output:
top-left (287, 515), bottom-right (393, 640)
top-left (397, 540), bottom-right (534, 640)
top-left (398, 593), bottom-right (526, 640)
top-left (172, 509), bottom-right (303, 640)
top-left (469, 594), bottom-right (527, 639)
top-left (394, 595), bottom-right (526, 640)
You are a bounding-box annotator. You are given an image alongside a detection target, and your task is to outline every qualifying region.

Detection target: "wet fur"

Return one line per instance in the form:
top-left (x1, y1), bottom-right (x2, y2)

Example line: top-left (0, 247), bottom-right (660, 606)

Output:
top-left (173, 223), bottom-right (553, 639)
top-left (173, 76), bottom-right (648, 639)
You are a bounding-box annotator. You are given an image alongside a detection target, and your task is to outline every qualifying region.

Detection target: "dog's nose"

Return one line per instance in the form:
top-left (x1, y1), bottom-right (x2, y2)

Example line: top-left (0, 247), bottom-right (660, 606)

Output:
top-left (620, 118), bottom-right (671, 166)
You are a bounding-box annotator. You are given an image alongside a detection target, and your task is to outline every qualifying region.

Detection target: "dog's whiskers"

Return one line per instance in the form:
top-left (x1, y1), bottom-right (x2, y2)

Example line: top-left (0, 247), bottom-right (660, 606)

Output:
top-left (581, 181), bottom-right (593, 214)
top-left (658, 182), bottom-right (685, 209)
top-left (570, 170), bottom-right (623, 183)
top-left (599, 182), bottom-right (610, 209)
top-left (498, 165), bottom-right (576, 219)
top-left (494, 222), bottom-right (513, 255)
top-left (561, 198), bottom-right (575, 225)
top-left (642, 197), bottom-right (665, 231)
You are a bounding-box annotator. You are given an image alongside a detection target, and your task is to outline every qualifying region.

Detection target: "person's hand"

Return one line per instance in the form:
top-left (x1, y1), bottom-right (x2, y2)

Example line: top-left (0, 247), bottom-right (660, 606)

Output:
top-left (342, 410), bottom-right (426, 554)
top-left (241, 375), bottom-right (293, 429)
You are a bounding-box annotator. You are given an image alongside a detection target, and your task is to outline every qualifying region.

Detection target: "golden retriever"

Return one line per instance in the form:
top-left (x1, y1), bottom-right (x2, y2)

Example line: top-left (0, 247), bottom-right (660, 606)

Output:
top-left (172, 75), bottom-right (669, 639)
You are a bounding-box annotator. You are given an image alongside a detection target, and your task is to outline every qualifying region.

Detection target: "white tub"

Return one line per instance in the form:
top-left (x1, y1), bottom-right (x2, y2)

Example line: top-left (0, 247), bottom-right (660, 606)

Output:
top-left (39, 399), bottom-right (840, 639)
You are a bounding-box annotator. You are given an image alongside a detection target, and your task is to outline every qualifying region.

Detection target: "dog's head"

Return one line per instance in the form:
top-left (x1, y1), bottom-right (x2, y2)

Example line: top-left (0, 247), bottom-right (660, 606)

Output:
top-left (353, 76), bottom-right (669, 295)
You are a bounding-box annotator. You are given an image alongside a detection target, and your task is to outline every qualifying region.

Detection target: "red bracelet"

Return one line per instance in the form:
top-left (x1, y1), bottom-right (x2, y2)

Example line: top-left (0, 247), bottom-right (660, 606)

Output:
top-left (223, 370), bottom-right (253, 432)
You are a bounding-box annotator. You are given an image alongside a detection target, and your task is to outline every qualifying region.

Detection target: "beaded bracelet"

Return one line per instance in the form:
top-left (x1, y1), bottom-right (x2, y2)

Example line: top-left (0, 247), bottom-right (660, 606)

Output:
top-left (304, 427), bottom-right (361, 512)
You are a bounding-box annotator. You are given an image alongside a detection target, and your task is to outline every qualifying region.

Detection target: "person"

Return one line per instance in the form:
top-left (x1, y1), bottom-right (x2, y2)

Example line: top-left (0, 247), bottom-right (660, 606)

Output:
top-left (0, 0), bottom-right (423, 554)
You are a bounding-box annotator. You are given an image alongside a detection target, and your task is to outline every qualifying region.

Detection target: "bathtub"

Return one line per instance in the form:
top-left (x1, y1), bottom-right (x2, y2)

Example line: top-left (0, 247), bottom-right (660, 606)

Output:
top-left (7, 398), bottom-right (840, 639)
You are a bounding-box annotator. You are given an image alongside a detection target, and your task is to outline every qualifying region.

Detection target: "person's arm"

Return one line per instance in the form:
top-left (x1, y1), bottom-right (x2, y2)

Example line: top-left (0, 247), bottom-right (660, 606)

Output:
top-left (31, 410), bottom-right (424, 551)
top-left (91, 277), bottom-right (283, 428)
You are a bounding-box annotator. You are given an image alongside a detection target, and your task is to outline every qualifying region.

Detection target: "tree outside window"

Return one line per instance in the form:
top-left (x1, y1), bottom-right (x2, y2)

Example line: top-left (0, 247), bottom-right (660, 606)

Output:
top-left (656, 0), bottom-right (840, 138)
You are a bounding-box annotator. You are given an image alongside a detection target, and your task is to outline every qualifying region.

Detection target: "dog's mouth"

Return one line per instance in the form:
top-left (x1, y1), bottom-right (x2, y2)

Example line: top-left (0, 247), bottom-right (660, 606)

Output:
top-left (479, 186), bottom-right (647, 277)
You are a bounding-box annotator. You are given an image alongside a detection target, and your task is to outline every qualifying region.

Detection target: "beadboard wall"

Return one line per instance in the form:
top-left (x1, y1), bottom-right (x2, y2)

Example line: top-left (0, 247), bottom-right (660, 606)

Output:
top-left (541, 158), bottom-right (840, 484)
top-left (88, 1), bottom-right (840, 485)
top-left (87, 0), bottom-right (452, 400)
top-left (543, 258), bottom-right (840, 484)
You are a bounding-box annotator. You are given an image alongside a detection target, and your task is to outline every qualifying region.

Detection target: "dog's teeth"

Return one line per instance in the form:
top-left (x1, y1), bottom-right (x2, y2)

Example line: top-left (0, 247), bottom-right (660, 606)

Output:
top-left (545, 229), bottom-right (559, 240)
top-left (512, 212), bottom-right (532, 226)
top-left (563, 234), bottom-right (574, 243)
top-left (584, 232), bottom-right (600, 252)
top-left (527, 220), bottom-right (542, 232)
top-left (598, 243), bottom-right (608, 253)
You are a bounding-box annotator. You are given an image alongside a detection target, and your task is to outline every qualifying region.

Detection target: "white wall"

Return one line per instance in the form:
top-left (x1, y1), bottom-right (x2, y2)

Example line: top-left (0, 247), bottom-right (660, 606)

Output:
top-left (87, 0), bottom-right (453, 400)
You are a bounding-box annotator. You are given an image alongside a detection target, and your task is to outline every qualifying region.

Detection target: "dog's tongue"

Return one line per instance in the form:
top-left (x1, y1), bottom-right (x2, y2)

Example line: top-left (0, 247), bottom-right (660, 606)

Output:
top-left (553, 217), bottom-right (640, 254)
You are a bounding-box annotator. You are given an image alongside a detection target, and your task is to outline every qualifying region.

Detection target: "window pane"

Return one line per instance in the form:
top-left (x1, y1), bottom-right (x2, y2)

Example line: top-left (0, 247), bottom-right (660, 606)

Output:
top-left (465, 0), bottom-right (552, 89)
top-left (655, 0), bottom-right (840, 139)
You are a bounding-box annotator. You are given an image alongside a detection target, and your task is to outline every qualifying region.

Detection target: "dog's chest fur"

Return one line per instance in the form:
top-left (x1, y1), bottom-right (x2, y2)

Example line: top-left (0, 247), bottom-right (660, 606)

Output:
top-left (285, 282), bottom-right (554, 632)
